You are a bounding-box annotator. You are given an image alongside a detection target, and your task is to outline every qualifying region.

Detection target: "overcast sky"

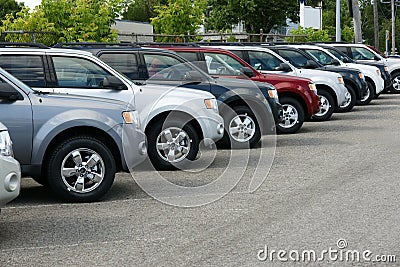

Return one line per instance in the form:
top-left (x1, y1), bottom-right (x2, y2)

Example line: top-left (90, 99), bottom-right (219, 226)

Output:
top-left (19, 0), bottom-right (41, 9)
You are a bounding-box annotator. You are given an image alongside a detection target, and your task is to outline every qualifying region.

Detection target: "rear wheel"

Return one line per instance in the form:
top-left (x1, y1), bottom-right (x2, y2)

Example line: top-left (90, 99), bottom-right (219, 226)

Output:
top-left (311, 90), bottom-right (335, 121)
top-left (45, 136), bottom-right (116, 202)
top-left (277, 97), bottom-right (304, 134)
top-left (336, 85), bottom-right (356, 112)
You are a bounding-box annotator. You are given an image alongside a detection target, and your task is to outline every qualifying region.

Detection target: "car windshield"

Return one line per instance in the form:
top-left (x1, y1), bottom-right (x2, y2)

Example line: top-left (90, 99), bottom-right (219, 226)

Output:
top-left (204, 53), bottom-right (245, 76)
top-left (303, 49), bottom-right (335, 66)
top-left (351, 47), bottom-right (379, 60)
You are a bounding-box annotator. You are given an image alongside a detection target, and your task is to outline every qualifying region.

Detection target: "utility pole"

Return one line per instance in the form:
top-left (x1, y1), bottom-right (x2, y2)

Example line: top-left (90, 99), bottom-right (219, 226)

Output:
top-left (391, 0), bottom-right (396, 54)
top-left (352, 0), bottom-right (362, 43)
top-left (373, 0), bottom-right (379, 49)
top-left (336, 0), bottom-right (341, 41)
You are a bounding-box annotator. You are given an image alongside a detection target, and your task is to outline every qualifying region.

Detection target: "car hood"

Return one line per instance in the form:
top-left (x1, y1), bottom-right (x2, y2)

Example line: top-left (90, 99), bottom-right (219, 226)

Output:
top-left (211, 77), bottom-right (275, 91)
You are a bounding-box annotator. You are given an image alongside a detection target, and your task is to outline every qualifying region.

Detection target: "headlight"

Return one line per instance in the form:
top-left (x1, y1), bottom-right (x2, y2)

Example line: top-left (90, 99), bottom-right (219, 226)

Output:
top-left (308, 83), bottom-right (317, 91)
top-left (267, 89), bottom-right (279, 99)
top-left (384, 66), bottom-right (389, 72)
top-left (0, 130), bottom-right (14, 157)
top-left (204, 98), bottom-right (219, 113)
top-left (375, 69), bottom-right (381, 76)
top-left (337, 77), bottom-right (344, 84)
top-left (122, 110), bottom-right (141, 129)
top-left (359, 72), bottom-right (365, 79)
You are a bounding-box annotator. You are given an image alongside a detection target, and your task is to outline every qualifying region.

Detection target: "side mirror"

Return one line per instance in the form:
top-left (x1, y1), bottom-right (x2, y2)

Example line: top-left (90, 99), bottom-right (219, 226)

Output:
top-left (276, 63), bottom-right (292, 72)
top-left (374, 55), bottom-right (381, 61)
top-left (0, 83), bottom-right (23, 101)
top-left (304, 60), bottom-right (319, 69)
top-left (240, 67), bottom-right (256, 78)
top-left (102, 76), bottom-right (127, 90)
top-left (331, 59), bottom-right (341, 66)
top-left (342, 57), bottom-right (352, 63)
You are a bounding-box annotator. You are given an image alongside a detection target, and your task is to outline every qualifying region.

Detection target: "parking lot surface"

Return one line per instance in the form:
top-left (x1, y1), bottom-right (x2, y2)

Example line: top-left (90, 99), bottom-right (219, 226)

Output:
top-left (1, 94), bottom-right (400, 266)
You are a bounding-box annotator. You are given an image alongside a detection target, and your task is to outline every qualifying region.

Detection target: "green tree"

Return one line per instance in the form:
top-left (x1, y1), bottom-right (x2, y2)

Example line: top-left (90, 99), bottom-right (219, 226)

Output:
top-left (0, 0), bottom-right (123, 45)
top-left (286, 26), bottom-right (331, 42)
top-left (122, 0), bottom-right (167, 22)
top-left (205, 0), bottom-right (299, 34)
top-left (0, 0), bottom-right (23, 24)
top-left (151, 0), bottom-right (207, 42)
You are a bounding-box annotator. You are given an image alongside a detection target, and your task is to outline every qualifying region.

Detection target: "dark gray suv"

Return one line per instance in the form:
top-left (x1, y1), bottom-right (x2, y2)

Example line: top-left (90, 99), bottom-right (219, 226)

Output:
top-left (0, 68), bottom-right (147, 202)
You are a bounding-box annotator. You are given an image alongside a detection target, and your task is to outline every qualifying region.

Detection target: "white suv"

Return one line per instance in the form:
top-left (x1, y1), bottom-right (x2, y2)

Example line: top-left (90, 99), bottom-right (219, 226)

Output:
top-left (0, 122), bottom-right (21, 209)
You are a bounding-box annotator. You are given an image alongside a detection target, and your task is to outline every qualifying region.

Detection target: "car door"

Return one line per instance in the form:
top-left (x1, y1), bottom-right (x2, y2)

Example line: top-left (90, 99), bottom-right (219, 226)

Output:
top-left (0, 74), bottom-right (33, 165)
top-left (47, 54), bottom-right (133, 103)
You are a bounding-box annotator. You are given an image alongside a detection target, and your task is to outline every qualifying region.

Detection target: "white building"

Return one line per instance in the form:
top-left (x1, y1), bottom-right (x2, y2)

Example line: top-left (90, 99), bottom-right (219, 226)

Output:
top-left (112, 20), bottom-right (154, 42)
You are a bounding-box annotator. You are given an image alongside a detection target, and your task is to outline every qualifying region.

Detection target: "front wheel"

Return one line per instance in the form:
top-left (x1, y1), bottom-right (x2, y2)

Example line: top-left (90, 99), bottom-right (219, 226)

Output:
top-left (357, 80), bottom-right (375, 105)
top-left (45, 136), bottom-right (116, 202)
top-left (147, 119), bottom-right (200, 171)
top-left (277, 97), bottom-right (304, 134)
top-left (218, 105), bottom-right (261, 149)
top-left (311, 90), bottom-right (335, 122)
top-left (336, 85), bottom-right (356, 113)
top-left (389, 72), bottom-right (400, 93)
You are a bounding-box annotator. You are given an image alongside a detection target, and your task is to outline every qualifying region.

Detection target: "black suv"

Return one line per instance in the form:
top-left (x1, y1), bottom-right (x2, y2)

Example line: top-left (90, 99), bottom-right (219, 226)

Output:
top-left (53, 42), bottom-right (283, 148)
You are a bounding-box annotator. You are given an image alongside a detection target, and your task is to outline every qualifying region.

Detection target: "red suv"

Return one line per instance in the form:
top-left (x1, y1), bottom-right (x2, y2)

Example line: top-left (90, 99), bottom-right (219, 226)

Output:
top-left (149, 45), bottom-right (321, 134)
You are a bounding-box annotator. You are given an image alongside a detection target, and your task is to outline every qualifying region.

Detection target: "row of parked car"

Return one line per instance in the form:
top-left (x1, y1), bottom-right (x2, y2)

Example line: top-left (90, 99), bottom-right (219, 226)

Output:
top-left (1, 41), bottom-right (398, 210)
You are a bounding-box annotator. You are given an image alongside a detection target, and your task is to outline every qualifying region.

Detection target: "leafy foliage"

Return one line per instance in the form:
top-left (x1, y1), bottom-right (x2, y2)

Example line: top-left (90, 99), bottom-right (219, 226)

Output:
top-left (151, 0), bottom-right (207, 42)
top-left (286, 26), bottom-right (331, 42)
top-left (0, 0), bottom-right (23, 25)
top-left (205, 0), bottom-right (299, 34)
top-left (122, 0), bottom-right (167, 22)
top-left (0, 0), bottom-right (123, 45)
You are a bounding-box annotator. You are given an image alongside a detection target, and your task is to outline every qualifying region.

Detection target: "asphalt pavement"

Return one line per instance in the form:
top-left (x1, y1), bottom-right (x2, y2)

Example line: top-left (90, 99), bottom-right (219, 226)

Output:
top-left (1, 94), bottom-right (400, 266)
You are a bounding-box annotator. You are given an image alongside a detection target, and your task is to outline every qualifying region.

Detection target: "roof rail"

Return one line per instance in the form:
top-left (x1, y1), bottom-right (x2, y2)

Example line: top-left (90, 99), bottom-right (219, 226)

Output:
top-left (136, 42), bottom-right (200, 47)
top-left (197, 42), bottom-right (245, 46)
top-left (53, 42), bottom-right (141, 48)
top-left (0, 42), bottom-right (49, 48)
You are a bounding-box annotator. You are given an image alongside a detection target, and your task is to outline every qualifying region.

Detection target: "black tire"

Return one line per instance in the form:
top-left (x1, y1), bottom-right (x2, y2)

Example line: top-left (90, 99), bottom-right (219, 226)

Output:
top-left (31, 175), bottom-right (48, 186)
top-left (336, 84), bottom-right (356, 112)
top-left (277, 97), bottom-right (304, 134)
top-left (311, 90), bottom-right (335, 122)
top-left (44, 136), bottom-right (116, 202)
top-left (389, 72), bottom-right (400, 93)
top-left (147, 118), bottom-right (200, 171)
top-left (356, 80), bottom-right (375, 105)
top-left (218, 105), bottom-right (261, 149)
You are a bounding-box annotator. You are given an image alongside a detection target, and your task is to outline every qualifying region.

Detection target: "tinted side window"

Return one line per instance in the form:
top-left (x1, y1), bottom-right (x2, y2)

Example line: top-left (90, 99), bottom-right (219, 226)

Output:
top-left (276, 50), bottom-right (308, 68)
top-left (52, 56), bottom-right (114, 88)
top-left (335, 46), bottom-right (349, 57)
top-left (143, 53), bottom-right (192, 81)
top-left (248, 51), bottom-right (283, 71)
top-left (230, 50), bottom-right (245, 59)
top-left (0, 55), bottom-right (46, 87)
top-left (99, 53), bottom-right (139, 79)
top-left (176, 52), bottom-right (207, 72)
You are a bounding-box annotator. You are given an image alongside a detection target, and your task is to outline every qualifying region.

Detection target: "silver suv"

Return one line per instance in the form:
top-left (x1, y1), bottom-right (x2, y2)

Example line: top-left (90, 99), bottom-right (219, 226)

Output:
top-left (0, 122), bottom-right (21, 209)
top-left (0, 43), bottom-right (224, 171)
top-left (0, 67), bottom-right (147, 202)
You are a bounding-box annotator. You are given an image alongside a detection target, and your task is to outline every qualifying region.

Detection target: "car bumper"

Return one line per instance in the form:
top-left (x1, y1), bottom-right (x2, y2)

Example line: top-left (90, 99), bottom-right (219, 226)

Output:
top-left (336, 83), bottom-right (349, 106)
top-left (268, 98), bottom-right (283, 125)
top-left (110, 123), bottom-right (147, 172)
top-left (0, 155), bottom-right (21, 208)
top-left (383, 71), bottom-right (392, 89)
top-left (197, 110), bottom-right (225, 147)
